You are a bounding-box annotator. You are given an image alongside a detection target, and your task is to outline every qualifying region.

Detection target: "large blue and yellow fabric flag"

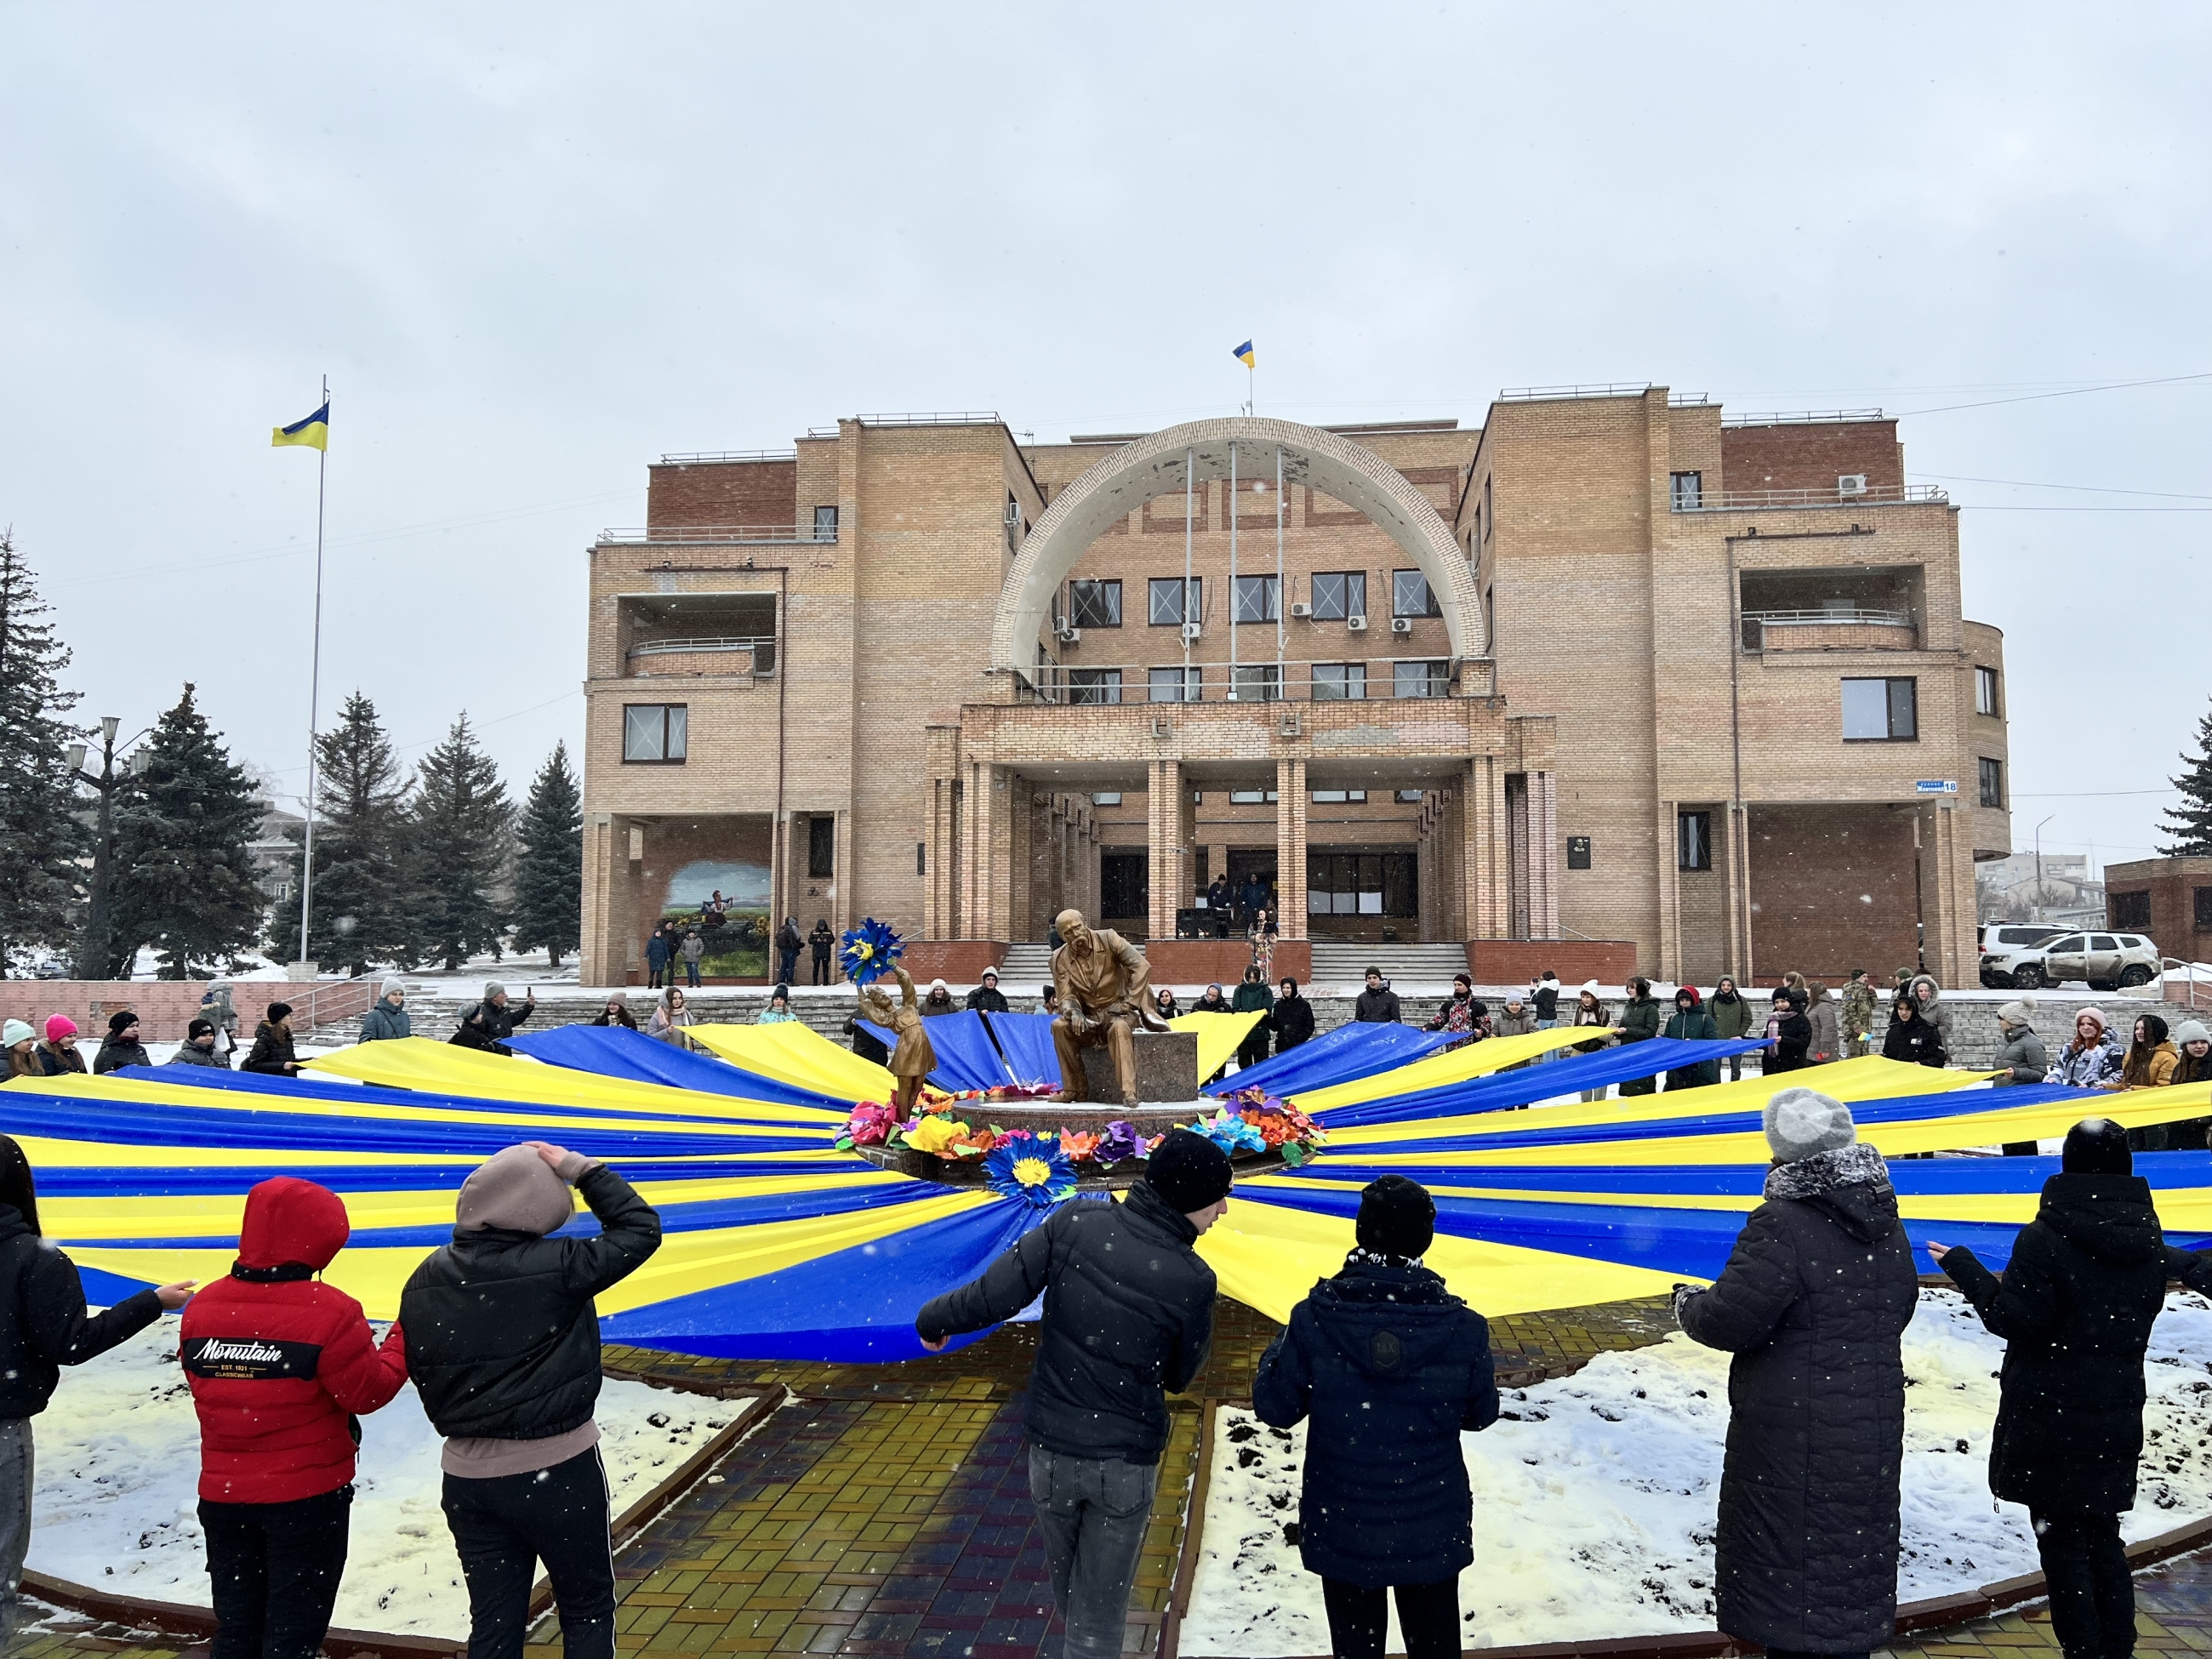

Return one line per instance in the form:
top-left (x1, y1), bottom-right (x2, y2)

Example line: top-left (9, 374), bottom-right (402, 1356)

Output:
top-left (1232, 340), bottom-right (1256, 369)
top-left (272, 402), bottom-right (329, 450)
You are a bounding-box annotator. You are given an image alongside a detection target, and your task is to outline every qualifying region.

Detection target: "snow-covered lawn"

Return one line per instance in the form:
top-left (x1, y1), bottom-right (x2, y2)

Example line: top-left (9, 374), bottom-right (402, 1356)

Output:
top-left (1183, 1287), bottom-right (2212, 1654)
top-left (30, 1317), bottom-right (756, 1639)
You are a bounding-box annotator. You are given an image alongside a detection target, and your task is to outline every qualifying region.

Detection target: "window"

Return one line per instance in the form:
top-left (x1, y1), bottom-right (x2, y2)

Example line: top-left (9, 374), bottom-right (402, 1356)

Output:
top-left (1396, 789), bottom-right (1426, 803)
top-left (812, 505), bottom-right (838, 540)
top-left (1069, 580), bottom-right (1122, 629)
top-left (1230, 664), bottom-right (1282, 702)
top-left (1067, 669), bottom-right (1121, 705)
top-left (1092, 792), bottom-right (1123, 807)
top-left (1228, 790), bottom-right (1278, 805)
top-left (1148, 666), bottom-right (1202, 703)
top-left (1392, 570), bottom-right (1441, 619)
top-left (1978, 756), bottom-right (2004, 808)
top-left (1307, 852), bottom-right (1417, 917)
top-left (1311, 662), bottom-right (1366, 700)
top-left (1975, 665), bottom-right (2000, 717)
top-left (2047, 935), bottom-right (2084, 953)
top-left (2112, 891), bottom-right (2152, 930)
top-left (1310, 790), bottom-right (1369, 804)
top-left (2196, 887), bottom-right (2212, 930)
top-left (1670, 471), bottom-right (1702, 510)
top-left (1840, 677), bottom-right (1918, 741)
top-left (1677, 810), bottom-right (1713, 871)
top-left (807, 816), bottom-right (835, 879)
top-left (1149, 577), bottom-right (1201, 626)
top-left (1233, 575), bottom-right (1280, 624)
top-left (1309, 572), bottom-right (1367, 621)
top-left (1394, 660), bottom-right (1449, 699)
top-left (917, 841), bottom-right (926, 875)
top-left (2090, 935), bottom-right (2118, 952)
top-left (623, 704), bottom-right (687, 763)
top-left (1100, 852), bottom-right (1147, 919)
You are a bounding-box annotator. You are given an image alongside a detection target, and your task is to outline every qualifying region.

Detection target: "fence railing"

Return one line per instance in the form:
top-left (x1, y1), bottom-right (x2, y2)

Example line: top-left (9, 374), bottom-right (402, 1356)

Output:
top-left (1676, 483), bottom-right (1947, 510)
top-left (656, 448), bottom-right (798, 465)
top-left (599, 525), bottom-right (834, 544)
top-left (1741, 609), bottom-right (1917, 652)
top-left (628, 636), bottom-right (777, 674)
top-left (1018, 657), bottom-right (1457, 705)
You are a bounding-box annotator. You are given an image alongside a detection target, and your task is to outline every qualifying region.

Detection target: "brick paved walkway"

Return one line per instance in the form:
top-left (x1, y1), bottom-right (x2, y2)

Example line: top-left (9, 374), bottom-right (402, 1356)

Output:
top-left (15, 1294), bottom-right (2210, 1659)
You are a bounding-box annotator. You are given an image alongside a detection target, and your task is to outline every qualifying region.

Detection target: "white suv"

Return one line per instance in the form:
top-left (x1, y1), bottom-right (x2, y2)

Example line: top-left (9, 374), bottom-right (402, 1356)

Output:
top-left (1982, 929), bottom-right (2161, 991)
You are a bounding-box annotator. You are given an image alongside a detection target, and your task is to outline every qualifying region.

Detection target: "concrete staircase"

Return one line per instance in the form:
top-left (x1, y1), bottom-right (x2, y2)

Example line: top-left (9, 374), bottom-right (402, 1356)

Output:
top-left (995, 944), bottom-right (1055, 990)
top-left (1308, 943), bottom-right (1470, 988)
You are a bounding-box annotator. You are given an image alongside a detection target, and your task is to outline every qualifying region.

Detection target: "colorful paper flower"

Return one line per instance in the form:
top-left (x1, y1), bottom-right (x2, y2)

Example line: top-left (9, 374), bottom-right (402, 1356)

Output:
top-left (839, 918), bottom-right (905, 984)
top-left (1096, 1120), bottom-right (1148, 1165)
top-left (843, 1102), bottom-right (898, 1148)
top-left (983, 1139), bottom-right (1076, 1208)
top-left (1194, 1109), bottom-right (1266, 1157)
top-left (1055, 1131), bottom-right (1102, 1163)
top-left (904, 1115), bottom-right (969, 1157)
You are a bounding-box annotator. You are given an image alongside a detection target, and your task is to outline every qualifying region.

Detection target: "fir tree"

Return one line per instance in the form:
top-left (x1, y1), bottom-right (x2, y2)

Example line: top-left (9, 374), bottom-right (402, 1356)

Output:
top-left (267, 691), bottom-right (415, 973)
top-left (408, 714), bottom-right (515, 971)
top-left (510, 741), bottom-right (582, 969)
top-left (0, 533), bottom-right (88, 966)
top-left (108, 683), bottom-right (265, 978)
top-left (2161, 697), bottom-right (2212, 857)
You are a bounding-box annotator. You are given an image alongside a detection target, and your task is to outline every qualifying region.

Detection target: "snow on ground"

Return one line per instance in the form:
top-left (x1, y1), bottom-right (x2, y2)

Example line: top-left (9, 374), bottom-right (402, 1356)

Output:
top-left (1182, 1287), bottom-right (2212, 1655)
top-left (31, 1316), bottom-right (753, 1639)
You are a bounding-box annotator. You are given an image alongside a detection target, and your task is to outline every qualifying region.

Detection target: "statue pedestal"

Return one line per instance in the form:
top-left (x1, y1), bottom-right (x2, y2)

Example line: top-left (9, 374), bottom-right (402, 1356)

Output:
top-left (1076, 1030), bottom-right (1199, 1104)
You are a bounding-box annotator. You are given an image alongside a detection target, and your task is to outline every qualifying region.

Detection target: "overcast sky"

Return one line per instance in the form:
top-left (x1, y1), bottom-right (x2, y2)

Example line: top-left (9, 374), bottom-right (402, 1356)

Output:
top-left (3, 4), bottom-right (2207, 875)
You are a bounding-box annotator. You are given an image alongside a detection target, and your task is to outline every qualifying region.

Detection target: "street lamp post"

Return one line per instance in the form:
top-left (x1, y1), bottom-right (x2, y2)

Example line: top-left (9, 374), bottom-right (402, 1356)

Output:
top-left (66, 717), bottom-right (146, 980)
top-left (2032, 814), bottom-right (2055, 924)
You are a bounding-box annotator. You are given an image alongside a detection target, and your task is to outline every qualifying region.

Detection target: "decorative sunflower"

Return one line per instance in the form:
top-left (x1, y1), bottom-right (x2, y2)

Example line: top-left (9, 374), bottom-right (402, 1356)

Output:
top-left (983, 1139), bottom-right (1076, 1208)
top-left (839, 918), bottom-right (905, 984)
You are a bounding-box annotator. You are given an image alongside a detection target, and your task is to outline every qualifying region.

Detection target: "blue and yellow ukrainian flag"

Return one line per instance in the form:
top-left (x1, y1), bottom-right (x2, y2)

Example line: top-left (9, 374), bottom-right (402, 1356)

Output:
top-left (1232, 340), bottom-right (1256, 369)
top-left (271, 402), bottom-right (329, 451)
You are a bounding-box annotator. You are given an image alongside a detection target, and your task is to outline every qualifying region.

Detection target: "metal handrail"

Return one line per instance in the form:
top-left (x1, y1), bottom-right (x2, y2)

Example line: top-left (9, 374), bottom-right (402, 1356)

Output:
top-left (598, 526), bottom-right (834, 544)
top-left (629, 636), bottom-right (774, 658)
top-left (1744, 608), bottom-right (1914, 628)
top-left (657, 448), bottom-right (798, 465)
top-left (1498, 382), bottom-right (1651, 402)
top-left (1720, 409), bottom-right (1887, 428)
top-left (853, 411), bottom-right (1002, 427)
top-left (1676, 484), bottom-right (1947, 510)
top-left (1025, 658), bottom-right (1454, 705)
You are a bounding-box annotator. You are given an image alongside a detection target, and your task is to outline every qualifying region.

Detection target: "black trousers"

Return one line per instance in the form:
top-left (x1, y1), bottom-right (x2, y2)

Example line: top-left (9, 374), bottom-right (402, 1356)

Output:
top-left (442, 1450), bottom-right (616, 1659)
top-left (811, 951), bottom-right (832, 986)
top-left (200, 1484), bottom-right (352, 1659)
top-left (2034, 1509), bottom-right (2132, 1659)
top-left (1320, 1576), bottom-right (1458, 1659)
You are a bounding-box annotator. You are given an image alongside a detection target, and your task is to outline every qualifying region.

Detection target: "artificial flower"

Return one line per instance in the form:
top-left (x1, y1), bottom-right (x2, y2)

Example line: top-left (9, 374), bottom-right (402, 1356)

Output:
top-left (844, 1102), bottom-right (898, 1148)
top-left (946, 1126), bottom-right (1001, 1158)
top-left (1194, 1109), bottom-right (1266, 1157)
top-left (983, 1139), bottom-right (1076, 1208)
top-left (1096, 1120), bottom-right (1148, 1165)
top-left (839, 917), bottom-right (905, 984)
top-left (904, 1115), bottom-right (969, 1157)
top-left (1056, 1131), bottom-right (1102, 1163)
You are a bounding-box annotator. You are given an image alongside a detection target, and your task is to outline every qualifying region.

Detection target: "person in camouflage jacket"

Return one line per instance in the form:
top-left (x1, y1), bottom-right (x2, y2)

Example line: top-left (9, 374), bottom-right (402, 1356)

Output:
top-left (1840, 969), bottom-right (1878, 1058)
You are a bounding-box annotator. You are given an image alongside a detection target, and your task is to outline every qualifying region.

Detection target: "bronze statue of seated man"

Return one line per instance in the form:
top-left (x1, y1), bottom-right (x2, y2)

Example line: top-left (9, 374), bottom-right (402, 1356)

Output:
top-left (1049, 908), bottom-right (1170, 1107)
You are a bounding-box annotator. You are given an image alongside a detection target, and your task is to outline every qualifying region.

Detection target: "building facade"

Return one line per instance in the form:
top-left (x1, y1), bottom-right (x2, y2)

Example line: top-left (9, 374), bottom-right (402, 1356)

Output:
top-left (578, 389), bottom-right (2012, 987)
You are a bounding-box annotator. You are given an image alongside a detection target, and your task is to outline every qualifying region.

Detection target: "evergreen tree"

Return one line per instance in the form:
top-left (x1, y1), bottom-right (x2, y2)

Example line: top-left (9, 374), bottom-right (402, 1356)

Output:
top-left (408, 713), bottom-right (515, 971)
top-left (2161, 697), bottom-right (2212, 857)
top-left (108, 683), bottom-right (265, 978)
top-left (0, 533), bottom-right (88, 966)
top-left (267, 691), bottom-right (415, 973)
top-left (510, 741), bottom-right (582, 969)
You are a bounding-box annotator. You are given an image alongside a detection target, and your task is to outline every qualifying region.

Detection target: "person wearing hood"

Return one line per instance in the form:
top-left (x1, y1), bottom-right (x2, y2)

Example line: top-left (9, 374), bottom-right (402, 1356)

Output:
top-left (1614, 978), bottom-right (1663, 1097)
top-left (1661, 988), bottom-right (1718, 1091)
top-left (1907, 972), bottom-right (1952, 1054)
top-left (92, 1009), bottom-right (150, 1075)
top-left (915, 1131), bottom-right (1228, 1659)
top-left (1881, 992), bottom-right (1946, 1069)
top-left (808, 919), bottom-right (835, 987)
top-left (33, 1015), bottom-right (84, 1076)
top-left (1569, 983), bottom-right (1614, 1103)
top-left (1, 1023), bottom-right (35, 1081)
top-left (755, 985), bottom-right (800, 1025)
top-left (966, 969), bottom-right (1011, 1013)
top-left (2052, 1006), bottom-right (2124, 1090)
top-left (1991, 998), bottom-right (2047, 1086)
top-left (1252, 1177), bottom-right (1497, 1659)
top-left (1353, 968), bottom-right (1401, 1025)
top-left (1707, 977), bottom-right (1753, 1081)
top-left (396, 1143), bottom-right (662, 1659)
top-left (167, 1019), bottom-right (227, 1068)
top-left (0, 1134), bottom-right (192, 1643)
top-left (1195, 983), bottom-right (1230, 1014)
top-left (589, 993), bottom-right (637, 1030)
top-left (1424, 974), bottom-right (1486, 1045)
top-left (1804, 980), bottom-right (1838, 1063)
top-left (1930, 1120), bottom-right (2212, 1659)
top-left (200, 979), bottom-right (241, 1063)
top-left (921, 978), bottom-right (957, 1017)
top-left (647, 985), bottom-right (695, 1049)
top-left (1232, 967), bottom-right (1274, 1070)
top-left (2119, 1011), bottom-right (2178, 1091)
top-left (181, 1178), bottom-right (409, 1659)
top-left (1761, 988), bottom-right (1813, 1075)
top-left (242, 1004), bottom-right (301, 1075)
top-left (1676, 1088), bottom-right (1918, 1656)
top-left (643, 923), bottom-right (673, 991)
top-left (360, 979), bottom-right (411, 1043)
top-left (1271, 978), bottom-right (1315, 1052)
top-left (773, 916), bottom-right (803, 988)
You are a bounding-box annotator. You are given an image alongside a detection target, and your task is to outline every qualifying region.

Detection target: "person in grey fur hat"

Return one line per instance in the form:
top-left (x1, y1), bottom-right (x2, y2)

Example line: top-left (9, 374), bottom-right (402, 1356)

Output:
top-left (1675, 1088), bottom-right (1918, 1653)
top-left (449, 982), bottom-right (537, 1055)
top-left (360, 978), bottom-right (412, 1044)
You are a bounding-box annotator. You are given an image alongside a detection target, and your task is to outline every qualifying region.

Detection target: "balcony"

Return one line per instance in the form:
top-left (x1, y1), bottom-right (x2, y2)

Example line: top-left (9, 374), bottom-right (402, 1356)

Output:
top-left (626, 636), bottom-right (777, 679)
top-left (1676, 483), bottom-right (1947, 512)
top-left (1742, 608), bottom-right (1918, 653)
top-left (618, 592), bottom-right (778, 678)
top-left (600, 524), bottom-right (834, 545)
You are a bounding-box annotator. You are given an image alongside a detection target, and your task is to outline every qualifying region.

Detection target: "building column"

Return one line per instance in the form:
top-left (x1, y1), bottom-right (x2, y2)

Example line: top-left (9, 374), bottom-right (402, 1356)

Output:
top-left (924, 729), bottom-right (961, 939)
top-left (1462, 757), bottom-right (1510, 938)
top-left (1656, 798), bottom-right (1684, 984)
top-left (1148, 760), bottom-right (1184, 940)
top-left (1927, 803), bottom-right (1974, 987)
top-left (1526, 772), bottom-right (1559, 940)
top-left (580, 813), bottom-right (613, 984)
top-left (1274, 758), bottom-right (1308, 939)
top-left (1008, 785), bottom-right (1034, 944)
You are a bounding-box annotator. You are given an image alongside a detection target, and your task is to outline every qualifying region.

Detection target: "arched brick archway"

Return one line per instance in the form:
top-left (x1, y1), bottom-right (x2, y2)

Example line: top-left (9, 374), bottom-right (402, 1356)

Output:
top-left (989, 416), bottom-right (1484, 676)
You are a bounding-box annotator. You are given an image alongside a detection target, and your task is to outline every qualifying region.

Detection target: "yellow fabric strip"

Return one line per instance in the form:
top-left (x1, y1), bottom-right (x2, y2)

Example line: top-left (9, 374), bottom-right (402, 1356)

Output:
top-left (1168, 1011), bottom-right (1265, 1083)
top-left (304, 1036), bottom-right (844, 1124)
top-left (1295, 1025), bottom-right (1596, 1113)
top-left (1199, 1195), bottom-right (1688, 1324)
top-left (687, 1023), bottom-right (898, 1105)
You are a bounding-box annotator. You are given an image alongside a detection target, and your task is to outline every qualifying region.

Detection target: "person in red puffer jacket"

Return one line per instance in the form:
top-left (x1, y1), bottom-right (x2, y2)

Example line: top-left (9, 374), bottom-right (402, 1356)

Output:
top-left (180, 1177), bottom-right (408, 1659)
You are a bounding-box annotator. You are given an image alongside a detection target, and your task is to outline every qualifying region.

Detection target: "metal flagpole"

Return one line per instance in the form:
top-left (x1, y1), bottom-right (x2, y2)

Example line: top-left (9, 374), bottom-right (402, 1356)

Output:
top-left (1274, 447), bottom-right (1285, 683)
top-left (298, 373), bottom-right (328, 966)
top-left (1228, 442), bottom-right (1238, 698)
top-left (1183, 448), bottom-right (1194, 694)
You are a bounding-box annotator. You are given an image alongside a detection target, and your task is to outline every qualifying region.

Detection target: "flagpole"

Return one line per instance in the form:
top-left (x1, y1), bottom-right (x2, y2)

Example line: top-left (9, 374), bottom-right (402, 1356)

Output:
top-left (297, 373), bottom-right (328, 967)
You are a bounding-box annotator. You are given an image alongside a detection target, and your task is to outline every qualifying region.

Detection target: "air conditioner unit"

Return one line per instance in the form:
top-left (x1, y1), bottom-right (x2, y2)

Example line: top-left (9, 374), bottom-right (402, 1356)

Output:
top-left (1290, 601), bottom-right (1314, 619)
top-left (1346, 614), bottom-right (1369, 632)
top-left (1181, 621), bottom-right (1202, 642)
top-left (1057, 625), bottom-right (1081, 645)
top-left (1838, 473), bottom-right (1867, 497)
top-left (1390, 617), bottom-right (1414, 635)
top-left (1005, 500), bottom-right (1023, 525)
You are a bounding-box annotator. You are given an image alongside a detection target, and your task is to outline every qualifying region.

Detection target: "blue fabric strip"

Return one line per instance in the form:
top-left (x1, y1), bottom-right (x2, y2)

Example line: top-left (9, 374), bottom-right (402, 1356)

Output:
top-left (856, 1010), bottom-right (1012, 1093)
top-left (1218, 1023), bottom-right (1461, 1098)
top-left (1315, 1037), bottom-right (1774, 1126)
top-left (983, 1012), bottom-right (1061, 1090)
top-left (29, 1157), bottom-right (869, 1196)
top-left (505, 1025), bottom-right (851, 1109)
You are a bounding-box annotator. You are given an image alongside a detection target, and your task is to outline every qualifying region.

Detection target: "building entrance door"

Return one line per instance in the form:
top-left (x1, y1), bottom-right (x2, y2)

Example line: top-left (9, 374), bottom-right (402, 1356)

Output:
top-left (1308, 847), bottom-right (1420, 941)
top-left (1224, 849), bottom-right (1279, 928)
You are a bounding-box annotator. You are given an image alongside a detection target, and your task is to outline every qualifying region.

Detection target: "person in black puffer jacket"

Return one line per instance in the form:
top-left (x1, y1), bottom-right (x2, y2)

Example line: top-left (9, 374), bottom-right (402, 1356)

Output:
top-left (449, 982), bottom-right (538, 1057)
top-left (1881, 994), bottom-right (1947, 1069)
top-left (915, 1131), bottom-right (1227, 1659)
top-left (1271, 977), bottom-right (1316, 1052)
top-left (1930, 1119), bottom-right (2212, 1659)
top-left (396, 1142), bottom-right (659, 1659)
top-left (1678, 1087), bottom-right (1918, 1656)
top-left (92, 1009), bottom-right (151, 1075)
top-left (1253, 1177), bottom-right (1497, 1659)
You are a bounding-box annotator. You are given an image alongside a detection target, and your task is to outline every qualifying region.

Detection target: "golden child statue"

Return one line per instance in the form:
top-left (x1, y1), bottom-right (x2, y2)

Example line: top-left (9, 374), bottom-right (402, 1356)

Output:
top-left (1049, 909), bottom-right (1170, 1108)
top-left (857, 965), bottom-right (937, 1114)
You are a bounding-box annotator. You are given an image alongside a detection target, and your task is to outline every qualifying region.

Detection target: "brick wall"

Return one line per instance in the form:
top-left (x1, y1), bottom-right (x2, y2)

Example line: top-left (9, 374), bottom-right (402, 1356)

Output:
top-left (0, 980), bottom-right (374, 1042)
top-left (647, 459), bottom-right (797, 527)
top-left (2105, 858), bottom-right (2212, 966)
top-left (1747, 804), bottom-right (1920, 982)
top-left (1719, 420), bottom-right (1903, 493)
top-left (1466, 940), bottom-right (1639, 984)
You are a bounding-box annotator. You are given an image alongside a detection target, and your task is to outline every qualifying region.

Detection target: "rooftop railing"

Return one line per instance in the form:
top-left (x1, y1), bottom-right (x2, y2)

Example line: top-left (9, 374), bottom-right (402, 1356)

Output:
top-left (1720, 408), bottom-right (1887, 427)
top-left (1677, 483), bottom-right (1947, 511)
top-left (655, 448), bottom-right (799, 465)
top-left (599, 525), bottom-right (834, 544)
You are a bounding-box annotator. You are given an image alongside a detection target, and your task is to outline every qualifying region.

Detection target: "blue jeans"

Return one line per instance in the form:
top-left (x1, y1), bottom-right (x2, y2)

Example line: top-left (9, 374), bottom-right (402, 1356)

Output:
top-left (684, 961), bottom-right (701, 987)
top-left (1028, 1445), bottom-right (1158, 1659)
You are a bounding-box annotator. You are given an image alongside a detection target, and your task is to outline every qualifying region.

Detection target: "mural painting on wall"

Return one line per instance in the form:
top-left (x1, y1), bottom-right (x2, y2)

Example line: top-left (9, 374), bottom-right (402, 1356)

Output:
top-left (655, 827), bottom-right (772, 978)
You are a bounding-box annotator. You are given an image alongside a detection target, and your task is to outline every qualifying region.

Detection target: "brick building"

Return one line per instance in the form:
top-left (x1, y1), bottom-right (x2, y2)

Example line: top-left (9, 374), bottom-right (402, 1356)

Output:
top-left (2104, 857), bottom-right (2212, 964)
top-left (577, 390), bottom-right (2012, 987)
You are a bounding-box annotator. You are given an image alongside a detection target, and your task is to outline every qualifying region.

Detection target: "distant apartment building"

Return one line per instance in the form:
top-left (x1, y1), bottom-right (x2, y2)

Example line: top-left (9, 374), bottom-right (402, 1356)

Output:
top-left (576, 390), bottom-right (2011, 987)
top-left (2105, 857), bottom-right (2212, 964)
